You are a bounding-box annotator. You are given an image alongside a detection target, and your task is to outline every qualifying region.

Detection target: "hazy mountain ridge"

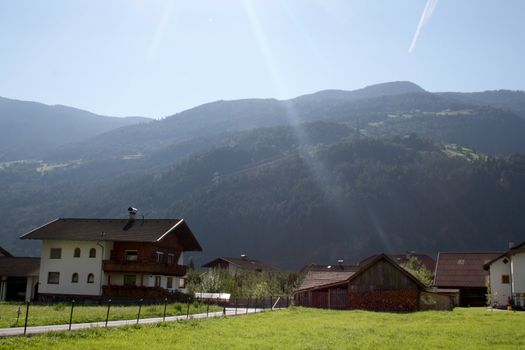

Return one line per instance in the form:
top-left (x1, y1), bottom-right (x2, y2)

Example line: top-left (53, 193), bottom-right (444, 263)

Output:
top-left (438, 90), bottom-right (525, 118)
top-left (0, 96), bottom-right (151, 161)
top-left (43, 82), bottom-right (525, 162)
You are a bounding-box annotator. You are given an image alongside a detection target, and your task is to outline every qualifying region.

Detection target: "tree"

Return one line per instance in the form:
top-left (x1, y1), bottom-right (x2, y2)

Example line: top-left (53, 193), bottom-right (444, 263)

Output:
top-left (400, 256), bottom-right (433, 288)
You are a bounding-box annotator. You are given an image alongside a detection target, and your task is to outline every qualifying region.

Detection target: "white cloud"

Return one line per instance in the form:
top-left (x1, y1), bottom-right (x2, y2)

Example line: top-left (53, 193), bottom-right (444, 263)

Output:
top-left (409, 0), bottom-right (439, 53)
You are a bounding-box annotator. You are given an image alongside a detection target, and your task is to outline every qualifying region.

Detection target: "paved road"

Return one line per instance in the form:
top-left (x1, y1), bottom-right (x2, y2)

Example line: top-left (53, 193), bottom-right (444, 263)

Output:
top-left (0, 307), bottom-right (267, 337)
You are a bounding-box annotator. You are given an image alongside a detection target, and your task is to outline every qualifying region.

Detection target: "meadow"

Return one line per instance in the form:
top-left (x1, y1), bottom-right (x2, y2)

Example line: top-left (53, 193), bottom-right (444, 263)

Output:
top-left (0, 301), bottom-right (219, 328)
top-left (1, 307), bottom-right (524, 349)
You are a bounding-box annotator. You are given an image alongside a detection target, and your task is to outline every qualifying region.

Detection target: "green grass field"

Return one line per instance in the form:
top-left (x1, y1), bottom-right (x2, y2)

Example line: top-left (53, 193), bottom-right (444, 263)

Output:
top-left (1, 307), bottom-right (524, 349)
top-left (0, 301), bottom-right (220, 328)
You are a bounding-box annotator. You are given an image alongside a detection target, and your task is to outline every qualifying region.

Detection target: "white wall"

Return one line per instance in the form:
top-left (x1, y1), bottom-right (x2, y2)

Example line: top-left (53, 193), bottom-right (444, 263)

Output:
top-left (25, 276), bottom-right (38, 301)
top-left (511, 252), bottom-right (525, 294)
top-left (489, 258), bottom-right (512, 306)
top-left (38, 240), bottom-right (112, 296)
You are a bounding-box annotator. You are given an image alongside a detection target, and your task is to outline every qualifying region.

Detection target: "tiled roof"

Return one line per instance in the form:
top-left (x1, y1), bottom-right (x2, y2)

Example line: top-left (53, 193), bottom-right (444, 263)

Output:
top-left (202, 257), bottom-right (276, 271)
top-left (434, 252), bottom-right (502, 288)
top-left (0, 257), bottom-right (40, 277)
top-left (297, 271), bottom-right (355, 291)
top-left (20, 218), bottom-right (202, 251)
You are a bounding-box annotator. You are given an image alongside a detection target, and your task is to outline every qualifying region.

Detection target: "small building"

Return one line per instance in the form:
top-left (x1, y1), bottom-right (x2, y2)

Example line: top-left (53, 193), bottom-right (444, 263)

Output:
top-left (295, 254), bottom-right (436, 312)
top-left (434, 252), bottom-right (502, 307)
top-left (202, 255), bottom-right (276, 275)
top-left (483, 241), bottom-right (525, 308)
top-left (20, 208), bottom-right (202, 301)
top-left (0, 247), bottom-right (40, 301)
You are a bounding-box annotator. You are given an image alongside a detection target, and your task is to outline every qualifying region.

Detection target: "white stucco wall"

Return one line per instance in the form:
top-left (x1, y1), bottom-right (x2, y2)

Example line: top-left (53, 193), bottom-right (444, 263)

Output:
top-left (25, 276), bottom-right (38, 301)
top-left (511, 252), bottom-right (525, 293)
top-left (489, 258), bottom-right (512, 306)
top-left (39, 240), bottom-right (113, 296)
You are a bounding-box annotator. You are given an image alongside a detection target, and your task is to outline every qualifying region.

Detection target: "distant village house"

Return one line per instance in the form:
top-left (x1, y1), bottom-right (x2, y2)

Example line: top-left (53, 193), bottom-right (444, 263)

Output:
top-left (202, 255), bottom-right (276, 275)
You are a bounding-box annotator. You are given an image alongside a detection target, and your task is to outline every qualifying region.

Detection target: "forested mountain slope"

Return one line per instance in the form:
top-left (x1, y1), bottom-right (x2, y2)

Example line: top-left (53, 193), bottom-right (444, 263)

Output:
top-left (3, 127), bottom-right (525, 268)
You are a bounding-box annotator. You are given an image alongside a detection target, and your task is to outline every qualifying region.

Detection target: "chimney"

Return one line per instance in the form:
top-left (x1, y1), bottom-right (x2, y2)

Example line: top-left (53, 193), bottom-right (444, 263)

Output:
top-left (509, 241), bottom-right (515, 249)
top-left (240, 254), bottom-right (248, 261)
top-left (128, 207), bottom-right (138, 221)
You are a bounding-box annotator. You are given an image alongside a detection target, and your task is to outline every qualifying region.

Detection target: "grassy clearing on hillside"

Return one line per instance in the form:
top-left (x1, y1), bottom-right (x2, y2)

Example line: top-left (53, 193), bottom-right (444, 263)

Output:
top-left (1, 308), bottom-right (524, 350)
top-left (0, 302), bottom-right (219, 328)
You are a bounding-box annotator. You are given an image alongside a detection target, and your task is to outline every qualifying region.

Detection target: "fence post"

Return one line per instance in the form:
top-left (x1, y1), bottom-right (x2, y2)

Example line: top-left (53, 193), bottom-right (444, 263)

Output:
top-left (68, 300), bottom-right (75, 331)
top-left (235, 297), bottom-right (238, 315)
top-left (254, 298), bottom-right (257, 313)
top-left (246, 297), bottom-right (250, 314)
top-left (23, 301), bottom-right (30, 336)
top-left (137, 299), bottom-right (143, 324)
top-left (186, 299), bottom-right (190, 319)
top-left (270, 296), bottom-right (273, 310)
top-left (206, 302), bottom-right (210, 317)
top-left (163, 298), bottom-right (168, 322)
top-left (105, 299), bottom-right (111, 327)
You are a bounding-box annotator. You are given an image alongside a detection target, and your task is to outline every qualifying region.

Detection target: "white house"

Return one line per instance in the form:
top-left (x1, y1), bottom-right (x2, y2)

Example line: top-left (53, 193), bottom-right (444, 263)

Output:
top-left (20, 209), bottom-right (202, 300)
top-left (484, 241), bottom-right (525, 308)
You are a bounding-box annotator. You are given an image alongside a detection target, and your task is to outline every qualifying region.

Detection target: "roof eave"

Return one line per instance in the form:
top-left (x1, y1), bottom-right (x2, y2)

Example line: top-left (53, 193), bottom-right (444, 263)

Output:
top-left (19, 218), bottom-right (61, 240)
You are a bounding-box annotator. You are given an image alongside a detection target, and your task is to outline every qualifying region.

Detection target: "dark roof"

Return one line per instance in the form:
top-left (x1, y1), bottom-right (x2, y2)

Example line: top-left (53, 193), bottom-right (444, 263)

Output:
top-left (0, 246), bottom-right (13, 257)
top-left (360, 253), bottom-right (436, 273)
top-left (296, 254), bottom-right (426, 292)
top-left (20, 218), bottom-right (202, 251)
top-left (483, 241), bottom-right (525, 269)
top-left (297, 271), bottom-right (356, 291)
top-left (202, 257), bottom-right (276, 271)
top-left (0, 257), bottom-right (40, 277)
top-left (300, 263), bottom-right (360, 273)
top-left (434, 252), bottom-right (502, 288)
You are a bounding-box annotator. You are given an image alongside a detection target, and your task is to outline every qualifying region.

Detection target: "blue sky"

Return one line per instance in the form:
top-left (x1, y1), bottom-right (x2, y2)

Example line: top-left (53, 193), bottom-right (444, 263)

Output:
top-left (0, 0), bottom-right (524, 118)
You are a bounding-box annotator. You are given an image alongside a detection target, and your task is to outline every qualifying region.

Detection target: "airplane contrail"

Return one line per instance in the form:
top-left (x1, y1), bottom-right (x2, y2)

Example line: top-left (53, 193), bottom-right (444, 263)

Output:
top-left (409, 0), bottom-right (439, 53)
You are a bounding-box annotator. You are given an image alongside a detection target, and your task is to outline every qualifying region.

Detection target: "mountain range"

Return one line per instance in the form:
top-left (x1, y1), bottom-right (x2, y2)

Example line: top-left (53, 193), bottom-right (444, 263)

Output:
top-left (2, 81), bottom-right (525, 269)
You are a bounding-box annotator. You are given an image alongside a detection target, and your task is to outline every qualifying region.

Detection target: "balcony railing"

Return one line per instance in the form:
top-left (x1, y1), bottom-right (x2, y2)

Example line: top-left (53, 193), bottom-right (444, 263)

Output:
top-left (103, 260), bottom-right (186, 276)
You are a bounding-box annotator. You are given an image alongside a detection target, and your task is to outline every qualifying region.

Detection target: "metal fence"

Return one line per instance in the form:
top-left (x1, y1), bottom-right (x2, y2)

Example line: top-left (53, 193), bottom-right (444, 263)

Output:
top-left (1, 295), bottom-right (292, 336)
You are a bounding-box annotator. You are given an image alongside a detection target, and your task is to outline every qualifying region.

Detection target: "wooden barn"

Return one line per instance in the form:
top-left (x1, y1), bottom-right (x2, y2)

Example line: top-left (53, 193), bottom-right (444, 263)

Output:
top-left (295, 254), bottom-right (430, 312)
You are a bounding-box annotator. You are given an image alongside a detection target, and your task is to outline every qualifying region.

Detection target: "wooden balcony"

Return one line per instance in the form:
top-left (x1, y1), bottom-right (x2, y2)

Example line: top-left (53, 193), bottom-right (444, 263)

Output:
top-left (103, 260), bottom-right (186, 276)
